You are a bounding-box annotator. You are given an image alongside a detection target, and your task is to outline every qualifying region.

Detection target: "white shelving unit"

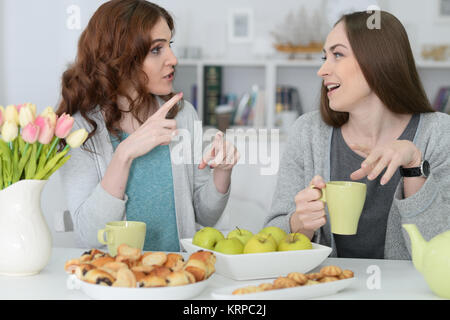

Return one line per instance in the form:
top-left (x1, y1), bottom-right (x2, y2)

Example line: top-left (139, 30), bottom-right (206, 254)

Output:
top-left (175, 58), bottom-right (450, 129)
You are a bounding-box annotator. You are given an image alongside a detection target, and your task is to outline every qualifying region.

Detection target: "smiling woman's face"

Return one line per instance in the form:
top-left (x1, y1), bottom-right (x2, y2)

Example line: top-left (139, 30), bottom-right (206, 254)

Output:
top-left (142, 17), bottom-right (177, 96)
top-left (317, 21), bottom-right (373, 112)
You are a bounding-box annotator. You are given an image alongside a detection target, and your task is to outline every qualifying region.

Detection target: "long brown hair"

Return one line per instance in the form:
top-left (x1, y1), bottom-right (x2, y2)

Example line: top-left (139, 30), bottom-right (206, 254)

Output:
top-left (320, 10), bottom-right (434, 127)
top-left (57, 0), bottom-right (180, 147)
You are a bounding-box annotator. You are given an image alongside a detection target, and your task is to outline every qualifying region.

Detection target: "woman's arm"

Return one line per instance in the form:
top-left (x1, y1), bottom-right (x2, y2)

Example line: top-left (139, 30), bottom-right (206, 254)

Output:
top-left (59, 133), bottom-right (127, 248)
top-left (100, 144), bottom-right (132, 200)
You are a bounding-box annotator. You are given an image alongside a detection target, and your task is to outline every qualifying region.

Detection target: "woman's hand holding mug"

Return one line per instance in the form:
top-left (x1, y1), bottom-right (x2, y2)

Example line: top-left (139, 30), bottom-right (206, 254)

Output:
top-left (290, 175), bottom-right (327, 240)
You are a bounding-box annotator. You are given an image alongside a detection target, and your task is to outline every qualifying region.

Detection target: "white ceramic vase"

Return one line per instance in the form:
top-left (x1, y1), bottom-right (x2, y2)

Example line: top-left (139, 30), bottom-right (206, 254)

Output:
top-left (0, 180), bottom-right (52, 276)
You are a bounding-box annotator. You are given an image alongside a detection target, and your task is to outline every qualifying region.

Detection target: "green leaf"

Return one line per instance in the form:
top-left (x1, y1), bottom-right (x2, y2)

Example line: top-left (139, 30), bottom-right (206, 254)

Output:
top-left (13, 145), bottom-right (32, 183)
top-left (25, 144), bottom-right (38, 180)
top-left (43, 155), bottom-right (71, 180)
top-left (34, 149), bottom-right (69, 180)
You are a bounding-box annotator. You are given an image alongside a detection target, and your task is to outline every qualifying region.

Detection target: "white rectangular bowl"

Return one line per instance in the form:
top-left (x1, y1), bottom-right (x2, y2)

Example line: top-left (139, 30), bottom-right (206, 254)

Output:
top-left (180, 238), bottom-right (332, 280)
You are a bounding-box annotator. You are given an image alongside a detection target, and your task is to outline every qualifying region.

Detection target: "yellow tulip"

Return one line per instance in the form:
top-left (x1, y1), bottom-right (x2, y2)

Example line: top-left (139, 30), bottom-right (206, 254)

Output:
top-left (23, 103), bottom-right (37, 118)
top-left (66, 128), bottom-right (88, 148)
top-left (1, 120), bottom-right (19, 142)
top-left (19, 104), bottom-right (35, 128)
top-left (4, 105), bottom-right (19, 125)
top-left (41, 106), bottom-right (57, 127)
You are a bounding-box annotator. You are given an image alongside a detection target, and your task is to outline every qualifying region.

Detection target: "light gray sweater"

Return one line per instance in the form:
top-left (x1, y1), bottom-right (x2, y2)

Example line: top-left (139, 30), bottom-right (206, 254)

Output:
top-left (59, 100), bottom-right (230, 249)
top-left (265, 110), bottom-right (450, 259)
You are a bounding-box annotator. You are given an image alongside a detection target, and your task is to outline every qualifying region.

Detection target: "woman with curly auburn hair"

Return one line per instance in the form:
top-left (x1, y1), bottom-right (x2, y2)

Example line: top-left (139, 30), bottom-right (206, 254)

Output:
top-left (57, 0), bottom-right (239, 251)
top-left (265, 10), bottom-right (450, 260)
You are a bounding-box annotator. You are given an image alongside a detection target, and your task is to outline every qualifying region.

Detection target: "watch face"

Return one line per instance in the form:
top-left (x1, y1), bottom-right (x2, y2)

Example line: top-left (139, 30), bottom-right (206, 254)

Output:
top-left (422, 160), bottom-right (430, 177)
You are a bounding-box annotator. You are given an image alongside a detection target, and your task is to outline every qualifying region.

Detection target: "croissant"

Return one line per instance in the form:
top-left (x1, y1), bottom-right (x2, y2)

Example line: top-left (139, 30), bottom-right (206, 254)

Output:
top-left (164, 253), bottom-right (185, 271)
top-left (64, 258), bottom-right (81, 274)
top-left (131, 265), bottom-right (155, 282)
top-left (186, 250), bottom-right (216, 279)
top-left (141, 252), bottom-right (167, 267)
top-left (166, 270), bottom-right (196, 286)
top-left (75, 263), bottom-right (96, 280)
top-left (84, 269), bottom-right (115, 286)
top-left (148, 266), bottom-right (173, 278)
top-left (116, 244), bottom-right (141, 261)
top-left (90, 256), bottom-right (115, 268)
top-left (100, 262), bottom-right (129, 278)
top-left (138, 275), bottom-right (168, 288)
top-left (183, 259), bottom-right (207, 282)
top-left (112, 268), bottom-right (137, 288)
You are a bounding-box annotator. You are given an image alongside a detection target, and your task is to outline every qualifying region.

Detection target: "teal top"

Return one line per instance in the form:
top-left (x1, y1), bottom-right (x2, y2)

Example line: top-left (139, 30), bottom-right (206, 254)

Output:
top-left (110, 132), bottom-right (180, 252)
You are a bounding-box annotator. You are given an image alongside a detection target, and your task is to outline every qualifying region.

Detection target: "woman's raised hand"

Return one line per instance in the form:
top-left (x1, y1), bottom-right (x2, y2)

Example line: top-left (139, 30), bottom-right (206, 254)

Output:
top-left (198, 131), bottom-right (240, 172)
top-left (290, 175), bottom-right (327, 240)
top-left (118, 93), bottom-right (183, 161)
top-left (349, 140), bottom-right (422, 185)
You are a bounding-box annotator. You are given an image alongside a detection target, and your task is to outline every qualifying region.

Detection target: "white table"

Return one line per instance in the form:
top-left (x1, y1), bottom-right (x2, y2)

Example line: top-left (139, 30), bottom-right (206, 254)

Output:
top-left (0, 247), bottom-right (443, 300)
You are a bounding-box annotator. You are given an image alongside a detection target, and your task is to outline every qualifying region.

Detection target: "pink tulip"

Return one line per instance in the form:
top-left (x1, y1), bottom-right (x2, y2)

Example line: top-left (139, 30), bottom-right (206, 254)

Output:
top-left (21, 122), bottom-right (40, 144)
top-left (0, 108), bottom-right (3, 127)
top-left (55, 113), bottom-right (74, 139)
top-left (34, 115), bottom-right (55, 144)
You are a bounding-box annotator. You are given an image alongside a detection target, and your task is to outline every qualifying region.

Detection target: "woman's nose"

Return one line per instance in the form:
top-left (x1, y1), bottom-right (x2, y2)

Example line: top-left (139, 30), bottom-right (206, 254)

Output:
top-left (166, 48), bottom-right (178, 67)
top-left (317, 59), bottom-right (330, 78)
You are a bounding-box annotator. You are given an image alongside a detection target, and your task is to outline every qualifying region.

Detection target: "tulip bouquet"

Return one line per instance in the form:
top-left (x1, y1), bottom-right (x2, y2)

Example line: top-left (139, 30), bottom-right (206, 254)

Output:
top-left (0, 103), bottom-right (88, 190)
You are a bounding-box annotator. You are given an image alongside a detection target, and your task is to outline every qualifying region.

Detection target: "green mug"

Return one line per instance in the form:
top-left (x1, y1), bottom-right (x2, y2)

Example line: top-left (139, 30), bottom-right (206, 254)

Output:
top-left (311, 181), bottom-right (367, 235)
top-left (97, 221), bottom-right (146, 256)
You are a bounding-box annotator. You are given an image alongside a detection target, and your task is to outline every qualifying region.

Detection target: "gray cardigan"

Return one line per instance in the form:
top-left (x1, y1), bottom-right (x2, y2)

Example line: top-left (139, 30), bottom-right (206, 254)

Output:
top-left (59, 100), bottom-right (230, 249)
top-left (265, 110), bottom-right (450, 260)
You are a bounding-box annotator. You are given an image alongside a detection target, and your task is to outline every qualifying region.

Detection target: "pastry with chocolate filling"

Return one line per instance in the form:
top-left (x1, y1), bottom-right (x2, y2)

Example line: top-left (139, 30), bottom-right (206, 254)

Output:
top-left (84, 269), bottom-right (115, 286)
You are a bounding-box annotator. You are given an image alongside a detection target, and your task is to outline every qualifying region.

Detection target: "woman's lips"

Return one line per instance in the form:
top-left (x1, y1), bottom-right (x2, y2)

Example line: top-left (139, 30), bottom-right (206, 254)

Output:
top-left (164, 72), bottom-right (174, 81)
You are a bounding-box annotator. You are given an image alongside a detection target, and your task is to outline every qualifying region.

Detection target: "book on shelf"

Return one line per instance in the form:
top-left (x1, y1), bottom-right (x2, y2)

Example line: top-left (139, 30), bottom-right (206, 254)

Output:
top-left (231, 85), bottom-right (265, 127)
top-left (275, 86), bottom-right (302, 127)
top-left (191, 84), bottom-right (197, 110)
top-left (203, 65), bottom-right (222, 126)
top-left (432, 87), bottom-right (450, 112)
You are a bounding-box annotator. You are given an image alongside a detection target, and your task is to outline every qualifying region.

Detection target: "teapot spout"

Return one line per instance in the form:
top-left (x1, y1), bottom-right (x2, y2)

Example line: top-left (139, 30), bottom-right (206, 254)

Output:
top-left (402, 224), bottom-right (427, 273)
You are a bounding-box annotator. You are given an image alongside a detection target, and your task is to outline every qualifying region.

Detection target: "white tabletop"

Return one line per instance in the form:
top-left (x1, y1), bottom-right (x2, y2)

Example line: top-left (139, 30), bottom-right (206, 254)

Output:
top-left (0, 247), bottom-right (442, 300)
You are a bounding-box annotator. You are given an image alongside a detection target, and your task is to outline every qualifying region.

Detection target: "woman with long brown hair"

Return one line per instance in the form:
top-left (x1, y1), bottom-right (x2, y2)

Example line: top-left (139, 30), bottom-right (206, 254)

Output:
top-left (266, 11), bottom-right (450, 259)
top-left (57, 0), bottom-right (238, 251)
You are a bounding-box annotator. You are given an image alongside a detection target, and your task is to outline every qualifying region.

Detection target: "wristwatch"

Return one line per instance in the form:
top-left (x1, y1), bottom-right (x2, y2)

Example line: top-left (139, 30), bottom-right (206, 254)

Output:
top-left (399, 160), bottom-right (430, 178)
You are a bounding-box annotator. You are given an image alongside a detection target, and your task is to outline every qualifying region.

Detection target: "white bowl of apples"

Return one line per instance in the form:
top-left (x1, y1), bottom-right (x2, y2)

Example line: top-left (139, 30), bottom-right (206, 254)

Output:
top-left (180, 226), bottom-right (332, 281)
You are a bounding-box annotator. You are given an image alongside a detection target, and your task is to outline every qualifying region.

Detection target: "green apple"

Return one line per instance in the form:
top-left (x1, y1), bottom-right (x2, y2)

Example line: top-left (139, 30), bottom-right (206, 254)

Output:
top-left (277, 232), bottom-right (312, 251)
top-left (243, 233), bottom-right (277, 254)
top-left (214, 238), bottom-right (244, 254)
top-left (227, 227), bottom-right (253, 246)
top-left (258, 226), bottom-right (287, 246)
top-left (192, 227), bottom-right (225, 250)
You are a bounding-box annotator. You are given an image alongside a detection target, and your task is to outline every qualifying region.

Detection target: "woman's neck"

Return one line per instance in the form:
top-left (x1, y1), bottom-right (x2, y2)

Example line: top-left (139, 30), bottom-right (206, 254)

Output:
top-left (341, 98), bottom-right (412, 149)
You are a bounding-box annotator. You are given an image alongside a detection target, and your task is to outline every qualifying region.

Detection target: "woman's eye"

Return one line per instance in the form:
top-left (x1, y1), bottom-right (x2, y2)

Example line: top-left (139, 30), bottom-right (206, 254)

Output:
top-left (151, 46), bottom-right (162, 55)
top-left (333, 52), bottom-right (343, 58)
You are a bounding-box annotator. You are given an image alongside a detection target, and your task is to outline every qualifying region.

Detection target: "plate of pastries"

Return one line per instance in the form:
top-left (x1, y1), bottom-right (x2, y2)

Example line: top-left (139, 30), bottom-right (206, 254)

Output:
top-left (211, 265), bottom-right (356, 300)
top-left (65, 244), bottom-right (215, 300)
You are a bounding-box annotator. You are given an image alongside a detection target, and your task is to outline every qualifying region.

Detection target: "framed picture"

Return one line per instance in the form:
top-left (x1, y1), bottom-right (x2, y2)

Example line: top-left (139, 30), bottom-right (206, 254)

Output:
top-left (436, 0), bottom-right (450, 23)
top-left (228, 8), bottom-right (254, 43)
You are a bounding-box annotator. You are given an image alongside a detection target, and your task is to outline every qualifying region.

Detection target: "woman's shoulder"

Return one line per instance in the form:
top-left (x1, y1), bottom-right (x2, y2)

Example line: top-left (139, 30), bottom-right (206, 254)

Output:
top-left (419, 111), bottom-right (450, 135)
top-left (291, 110), bottom-right (330, 133)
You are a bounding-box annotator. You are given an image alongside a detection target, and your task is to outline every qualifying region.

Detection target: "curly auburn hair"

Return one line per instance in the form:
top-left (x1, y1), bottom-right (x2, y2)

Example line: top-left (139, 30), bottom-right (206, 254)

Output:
top-left (56, 0), bottom-right (180, 148)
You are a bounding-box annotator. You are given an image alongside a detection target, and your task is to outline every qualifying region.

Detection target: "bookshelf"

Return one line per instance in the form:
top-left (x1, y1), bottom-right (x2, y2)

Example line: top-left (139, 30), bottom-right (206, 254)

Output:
top-left (174, 58), bottom-right (450, 129)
